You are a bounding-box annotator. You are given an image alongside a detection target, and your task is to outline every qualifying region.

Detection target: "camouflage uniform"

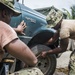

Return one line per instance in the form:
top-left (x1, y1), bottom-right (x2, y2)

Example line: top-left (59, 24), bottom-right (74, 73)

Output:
top-left (10, 67), bottom-right (44, 75)
top-left (46, 7), bottom-right (63, 28)
top-left (46, 7), bottom-right (75, 75)
top-left (68, 50), bottom-right (75, 75)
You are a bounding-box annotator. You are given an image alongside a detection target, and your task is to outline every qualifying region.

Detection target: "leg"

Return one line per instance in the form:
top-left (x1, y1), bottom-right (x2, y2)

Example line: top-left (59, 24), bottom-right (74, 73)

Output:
top-left (68, 50), bottom-right (75, 75)
top-left (10, 67), bottom-right (44, 75)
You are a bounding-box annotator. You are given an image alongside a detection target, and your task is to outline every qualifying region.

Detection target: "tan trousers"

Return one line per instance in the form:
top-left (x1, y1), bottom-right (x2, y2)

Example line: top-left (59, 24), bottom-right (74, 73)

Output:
top-left (68, 50), bottom-right (75, 75)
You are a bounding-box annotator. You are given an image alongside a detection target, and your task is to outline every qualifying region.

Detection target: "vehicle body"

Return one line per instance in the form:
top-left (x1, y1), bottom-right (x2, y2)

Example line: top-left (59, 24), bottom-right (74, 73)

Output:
top-left (0, 0), bottom-right (59, 75)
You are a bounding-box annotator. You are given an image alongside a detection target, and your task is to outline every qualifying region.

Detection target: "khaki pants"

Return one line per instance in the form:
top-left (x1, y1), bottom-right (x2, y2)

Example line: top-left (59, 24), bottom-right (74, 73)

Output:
top-left (68, 50), bottom-right (75, 75)
top-left (10, 67), bottom-right (44, 75)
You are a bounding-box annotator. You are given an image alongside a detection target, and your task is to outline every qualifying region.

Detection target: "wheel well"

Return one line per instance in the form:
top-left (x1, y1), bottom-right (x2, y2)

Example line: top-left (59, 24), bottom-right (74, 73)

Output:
top-left (28, 30), bottom-right (55, 47)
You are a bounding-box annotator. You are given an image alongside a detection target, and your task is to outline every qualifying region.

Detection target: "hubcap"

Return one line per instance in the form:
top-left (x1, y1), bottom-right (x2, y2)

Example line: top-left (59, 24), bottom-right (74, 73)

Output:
top-left (36, 56), bottom-right (51, 74)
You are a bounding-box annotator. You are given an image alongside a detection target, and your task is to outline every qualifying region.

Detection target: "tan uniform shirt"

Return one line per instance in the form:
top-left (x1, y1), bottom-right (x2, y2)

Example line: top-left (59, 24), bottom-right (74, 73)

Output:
top-left (60, 19), bottom-right (75, 39)
top-left (59, 19), bottom-right (75, 49)
top-left (0, 21), bottom-right (18, 61)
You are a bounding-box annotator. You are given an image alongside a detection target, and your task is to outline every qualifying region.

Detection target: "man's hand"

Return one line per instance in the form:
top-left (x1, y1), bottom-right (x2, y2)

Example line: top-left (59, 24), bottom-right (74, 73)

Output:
top-left (41, 51), bottom-right (48, 57)
top-left (37, 51), bottom-right (48, 58)
top-left (16, 20), bottom-right (27, 35)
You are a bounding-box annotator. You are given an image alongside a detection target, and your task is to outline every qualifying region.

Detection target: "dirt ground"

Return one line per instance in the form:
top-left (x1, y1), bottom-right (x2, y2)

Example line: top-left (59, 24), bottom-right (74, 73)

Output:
top-left (53, 51), bottom-right (72, 75)
top-left (53, 67), bottom-right (68, 75)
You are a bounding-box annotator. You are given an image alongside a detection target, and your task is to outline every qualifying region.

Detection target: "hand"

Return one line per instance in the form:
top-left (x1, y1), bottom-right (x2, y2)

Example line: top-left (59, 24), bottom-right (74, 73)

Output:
top-left (17, 20), bottom-right (27, 35)
top-left (41, 51), bottom-right (48, 57)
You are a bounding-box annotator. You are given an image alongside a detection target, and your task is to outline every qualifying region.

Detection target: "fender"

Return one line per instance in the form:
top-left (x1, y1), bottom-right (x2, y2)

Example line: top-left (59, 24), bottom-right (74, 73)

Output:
top-left (27, 26), bottom-right (57, 47)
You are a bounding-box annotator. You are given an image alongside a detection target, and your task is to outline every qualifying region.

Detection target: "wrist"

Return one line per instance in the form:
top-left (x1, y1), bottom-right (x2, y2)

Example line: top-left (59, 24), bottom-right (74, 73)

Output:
top-left (46, 51), bottom-right (50, 54)
top-left (47, 50), bottom-right (52, 54)
top-left (15, 28), bottom-right (20, 33)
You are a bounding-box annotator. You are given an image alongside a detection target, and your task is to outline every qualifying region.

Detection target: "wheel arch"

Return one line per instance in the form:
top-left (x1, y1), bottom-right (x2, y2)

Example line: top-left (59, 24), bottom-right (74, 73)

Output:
top-left (27, 28), bottom-right (57, 47)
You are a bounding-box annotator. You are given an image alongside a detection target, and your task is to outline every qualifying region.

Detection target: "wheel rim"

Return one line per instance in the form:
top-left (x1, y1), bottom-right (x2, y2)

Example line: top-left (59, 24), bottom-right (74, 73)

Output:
top-left (31, 44), bottom-right (53, 74)
top-left (36, 55), bottom-right (51, 74)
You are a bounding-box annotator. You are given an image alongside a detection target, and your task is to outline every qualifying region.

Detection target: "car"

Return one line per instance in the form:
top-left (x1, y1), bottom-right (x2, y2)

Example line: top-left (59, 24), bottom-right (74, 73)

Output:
top-left (9, 0), bottom-right (58, 75)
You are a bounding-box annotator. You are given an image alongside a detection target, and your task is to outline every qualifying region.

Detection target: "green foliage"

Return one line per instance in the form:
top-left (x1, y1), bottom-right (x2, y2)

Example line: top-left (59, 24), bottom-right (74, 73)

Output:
top-left (71, 5), bottom-right (75, 19)
top-left (62, 5), bottom-right (75, 19)
top-left (62, 8), bottom-right (72, 19)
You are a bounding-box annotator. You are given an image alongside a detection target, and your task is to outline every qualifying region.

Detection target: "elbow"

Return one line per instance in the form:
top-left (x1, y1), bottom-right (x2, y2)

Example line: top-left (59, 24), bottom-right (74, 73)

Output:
top-left (33, 58), bottom-right (38, 66)
top-left (57, 47), bottom-right (66, 53)
top-left (61, 50), bottom-right (66, 52)
top-left (61, 48), bottom-right (67, 53)
top-left (30, 58), bottom-right (38, 66)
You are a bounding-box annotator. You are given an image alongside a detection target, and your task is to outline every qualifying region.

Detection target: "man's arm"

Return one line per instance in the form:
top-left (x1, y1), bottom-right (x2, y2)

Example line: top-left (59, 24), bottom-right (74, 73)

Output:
top-left (41, 38), bottom-right (69, 57)
top-left (46, 31), bottom-right (59, 45)
top-left (48, 38), bottom-right (69, 54)
top-left (4, 39), bottom-right (37, 66)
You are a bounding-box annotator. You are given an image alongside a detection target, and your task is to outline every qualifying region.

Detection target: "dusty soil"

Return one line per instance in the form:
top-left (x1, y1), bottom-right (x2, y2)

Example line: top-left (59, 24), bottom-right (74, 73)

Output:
top-left (53, 67), bottom-right (69, 75)
top-left (53, 51), bottom-right (71, 75)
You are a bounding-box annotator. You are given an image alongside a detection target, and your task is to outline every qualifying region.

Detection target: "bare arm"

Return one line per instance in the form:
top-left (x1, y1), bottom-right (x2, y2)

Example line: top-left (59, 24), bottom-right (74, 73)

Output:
top-left (4, 39), bottom-right (37, 66)
top-left (41, 38), bottom-right (69, 57)
top-left (46, 31), bottom-right (59, 45)
top-left (48, 38), bottom-right (69, 54)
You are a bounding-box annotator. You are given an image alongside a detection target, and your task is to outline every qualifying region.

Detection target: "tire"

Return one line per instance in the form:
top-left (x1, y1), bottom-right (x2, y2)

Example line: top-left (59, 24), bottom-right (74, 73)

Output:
top-left (30, 44), bottom-right (56, 75)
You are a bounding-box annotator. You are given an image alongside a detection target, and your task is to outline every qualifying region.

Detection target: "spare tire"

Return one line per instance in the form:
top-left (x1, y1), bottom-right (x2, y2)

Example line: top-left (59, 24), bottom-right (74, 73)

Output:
top-left (30, 44), bottom-right (56, 75)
